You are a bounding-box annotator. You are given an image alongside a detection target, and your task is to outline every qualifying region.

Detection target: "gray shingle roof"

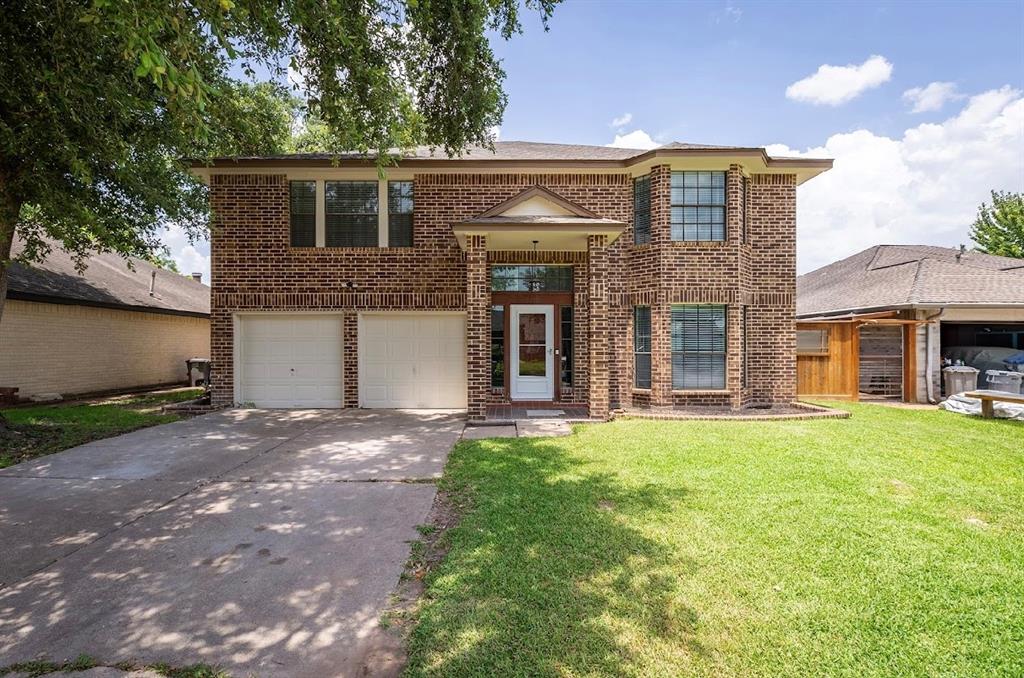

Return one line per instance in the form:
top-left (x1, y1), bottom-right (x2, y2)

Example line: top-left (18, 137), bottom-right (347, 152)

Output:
top-left (216, 140), bottom-right (754, 163)
top-left (797, 245), bottom-right (1024, 317)
top-left (6, 237), bottom-right (210, 317)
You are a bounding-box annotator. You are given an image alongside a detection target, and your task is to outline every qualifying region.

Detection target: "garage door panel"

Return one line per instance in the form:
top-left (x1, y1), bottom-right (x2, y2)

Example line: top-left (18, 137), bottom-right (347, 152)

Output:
top-left (359, 314), bottom-right (467, 408)
top-left (238, 315), bottom-right (343, 408)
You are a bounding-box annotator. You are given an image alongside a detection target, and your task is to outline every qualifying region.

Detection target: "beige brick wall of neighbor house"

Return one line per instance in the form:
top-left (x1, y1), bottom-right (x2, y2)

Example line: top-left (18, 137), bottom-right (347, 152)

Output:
top-left (0, 300), bottom-right (210, 398)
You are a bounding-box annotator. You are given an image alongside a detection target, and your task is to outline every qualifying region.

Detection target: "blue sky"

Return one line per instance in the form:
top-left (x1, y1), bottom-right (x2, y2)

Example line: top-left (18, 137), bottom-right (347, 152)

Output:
top-left (165, 0), bottom-right (1024, 278)
top-left (491, 0), bottom-right (1022, 149)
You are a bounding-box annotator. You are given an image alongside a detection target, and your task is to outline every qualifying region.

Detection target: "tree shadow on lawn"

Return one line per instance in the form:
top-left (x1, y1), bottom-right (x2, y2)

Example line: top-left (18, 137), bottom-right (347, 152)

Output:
top-left (407, 435), bottom-right (704, 677)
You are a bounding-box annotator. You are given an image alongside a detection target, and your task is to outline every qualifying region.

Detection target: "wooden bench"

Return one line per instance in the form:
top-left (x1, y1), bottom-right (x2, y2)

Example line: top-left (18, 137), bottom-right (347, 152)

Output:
top-left (965, 390), bottom-right (1024, 418)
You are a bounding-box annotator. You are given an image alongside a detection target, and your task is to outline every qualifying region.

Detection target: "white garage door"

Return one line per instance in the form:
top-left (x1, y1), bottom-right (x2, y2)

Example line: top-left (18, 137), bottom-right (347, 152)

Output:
top-left (359, 313), bottom-right (467, 408)
top-left (237, 314), bottom-right (343, 408)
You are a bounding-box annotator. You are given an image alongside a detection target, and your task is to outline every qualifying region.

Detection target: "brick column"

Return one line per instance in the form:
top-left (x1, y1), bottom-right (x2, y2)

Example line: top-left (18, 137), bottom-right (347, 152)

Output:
top-left (588, 234), bottom-right (610, 420)
top-left (651, 300), bottom-right (672, 406)
top-left (466, 235), bottom-right (489, 420)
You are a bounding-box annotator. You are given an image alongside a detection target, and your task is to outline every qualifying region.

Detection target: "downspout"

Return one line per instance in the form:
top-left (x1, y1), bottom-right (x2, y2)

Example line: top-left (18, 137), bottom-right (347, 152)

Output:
top-left (924, 307), bottom-right (945, 403)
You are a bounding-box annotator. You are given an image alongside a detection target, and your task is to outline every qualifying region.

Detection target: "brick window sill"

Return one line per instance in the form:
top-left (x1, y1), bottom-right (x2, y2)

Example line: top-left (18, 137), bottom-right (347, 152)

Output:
top-left (631, 387), bottom-right (652, 394)
top-left (671, 389), bottom-right (731, 395)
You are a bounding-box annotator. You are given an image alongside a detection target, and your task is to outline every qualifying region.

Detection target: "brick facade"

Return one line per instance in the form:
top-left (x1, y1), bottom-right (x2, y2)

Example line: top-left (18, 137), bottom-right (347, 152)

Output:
top-left (207, 162), bottom-right (800, 417)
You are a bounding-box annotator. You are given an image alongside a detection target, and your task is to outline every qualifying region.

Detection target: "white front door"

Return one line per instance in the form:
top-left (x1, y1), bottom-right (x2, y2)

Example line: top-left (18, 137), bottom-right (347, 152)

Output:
top-left (510, 304), bottom-right (554, 400)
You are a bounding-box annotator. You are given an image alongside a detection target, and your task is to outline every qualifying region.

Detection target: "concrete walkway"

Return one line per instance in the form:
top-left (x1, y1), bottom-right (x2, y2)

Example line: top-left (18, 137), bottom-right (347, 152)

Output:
top-left (0, 409), bottom-right (463, 677)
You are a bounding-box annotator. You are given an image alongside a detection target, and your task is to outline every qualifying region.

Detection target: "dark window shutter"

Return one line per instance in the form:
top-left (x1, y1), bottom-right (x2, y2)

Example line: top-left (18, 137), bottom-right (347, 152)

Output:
top-left (325, 181), bottom-right (378, 247)
top-left (634, 176), bottom-right (651, 244)
top-left (289, 181), bottom-right (316, 247)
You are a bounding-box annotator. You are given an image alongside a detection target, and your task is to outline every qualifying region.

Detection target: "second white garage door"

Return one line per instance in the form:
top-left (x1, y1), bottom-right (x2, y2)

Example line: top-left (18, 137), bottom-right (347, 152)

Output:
top-left (359, 313), bottom-right (467, 408)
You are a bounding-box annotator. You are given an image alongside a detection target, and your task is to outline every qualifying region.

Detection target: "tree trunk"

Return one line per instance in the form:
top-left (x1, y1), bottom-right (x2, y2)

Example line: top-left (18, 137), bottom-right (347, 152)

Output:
top-left (0, 169), bottom-right (21, 429)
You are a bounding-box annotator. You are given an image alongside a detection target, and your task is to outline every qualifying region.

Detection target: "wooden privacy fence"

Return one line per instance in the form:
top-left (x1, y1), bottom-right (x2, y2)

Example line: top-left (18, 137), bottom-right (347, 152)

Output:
top-left (796, 312), bottom-right (928, 403)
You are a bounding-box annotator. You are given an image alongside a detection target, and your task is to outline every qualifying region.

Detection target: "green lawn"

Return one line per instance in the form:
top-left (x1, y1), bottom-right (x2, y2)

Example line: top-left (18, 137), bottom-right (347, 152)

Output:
top-left (0, 388), bottom-right (203, 468)
top-left (405, 403), bottom-right (1023, 677)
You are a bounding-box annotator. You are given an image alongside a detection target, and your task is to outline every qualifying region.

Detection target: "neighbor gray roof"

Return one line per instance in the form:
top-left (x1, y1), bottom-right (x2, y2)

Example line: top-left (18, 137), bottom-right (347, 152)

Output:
top-left (6, 237), bottom-right (210, 317)
top-left (797, 245), bottom-right (1024, 317)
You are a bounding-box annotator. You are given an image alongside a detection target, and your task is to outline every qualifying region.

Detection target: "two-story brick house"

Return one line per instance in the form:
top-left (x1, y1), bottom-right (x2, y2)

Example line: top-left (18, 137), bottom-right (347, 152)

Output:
top-left (193, 141), bottom-right (830, 420)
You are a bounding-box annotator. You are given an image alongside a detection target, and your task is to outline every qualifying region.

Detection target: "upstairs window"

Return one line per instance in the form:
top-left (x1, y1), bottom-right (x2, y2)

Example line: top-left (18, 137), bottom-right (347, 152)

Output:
top-left (388, 181), bottom-right (414, 247)
top-left (289, 181), bottom-right (316, 247)
top-left (671, 171), bottom-right (726, 241)
top-left (634, 175), bottom-right (651, 244)
top-left (325, 181), bottom-right (378, 247)
top-left (672, 305), bottom-right (727, 389)
top-left (634, 306), bottom-right (652, 389)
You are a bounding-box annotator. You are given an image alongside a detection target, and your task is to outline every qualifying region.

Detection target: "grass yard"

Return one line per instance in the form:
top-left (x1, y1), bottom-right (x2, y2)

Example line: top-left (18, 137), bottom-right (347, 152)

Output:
top-left (405, 403), bottom-right (1023, 677)
top-left (0, 388), bottom-right (203, 468)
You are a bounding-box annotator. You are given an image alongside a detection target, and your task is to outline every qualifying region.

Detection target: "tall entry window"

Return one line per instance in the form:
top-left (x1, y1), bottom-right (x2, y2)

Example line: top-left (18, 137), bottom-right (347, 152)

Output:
top-left (672, 305), bottom-right (727, 389)
top-left (671, 171), bottom-right (726, 241)
top-left (325, 181), bottom-right (378, 247)
top-left (491, 306), bottom-right (505, 388)
top-left (560, 306), bottom-right (574, 389)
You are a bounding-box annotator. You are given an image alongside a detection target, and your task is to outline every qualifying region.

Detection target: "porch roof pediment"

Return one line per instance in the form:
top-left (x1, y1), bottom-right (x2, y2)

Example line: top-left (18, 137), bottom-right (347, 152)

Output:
top-left (453, 185), bottom-right (626, 251)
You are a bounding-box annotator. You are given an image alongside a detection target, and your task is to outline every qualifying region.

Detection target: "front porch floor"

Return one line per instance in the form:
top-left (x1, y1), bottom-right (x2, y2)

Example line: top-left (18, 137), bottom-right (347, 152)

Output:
top-left (485, 403), bottom-right (590, 421)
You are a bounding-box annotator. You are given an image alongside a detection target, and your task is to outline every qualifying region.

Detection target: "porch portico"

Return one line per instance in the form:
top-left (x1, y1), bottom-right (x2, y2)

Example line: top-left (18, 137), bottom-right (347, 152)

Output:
top-left (454, 186), bottom-right (626, 420)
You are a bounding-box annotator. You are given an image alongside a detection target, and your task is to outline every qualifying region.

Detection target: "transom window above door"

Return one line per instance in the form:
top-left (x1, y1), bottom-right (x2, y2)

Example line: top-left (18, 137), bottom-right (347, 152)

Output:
top-left (491, 265), bottom-right (573, 292)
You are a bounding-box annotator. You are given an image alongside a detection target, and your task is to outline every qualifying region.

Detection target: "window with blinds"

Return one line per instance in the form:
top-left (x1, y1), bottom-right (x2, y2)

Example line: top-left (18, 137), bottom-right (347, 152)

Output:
top-left (634, 306), bottom-right (652, 388)
top-left (560, 306), bottom-right (574, 389)
top-left (634, 175), bottom-right (651, 244)
top-left (388, 181), bottom-right (413, 247)
top-left (289, 181), bottom-right (316, 247)
top-left (670, 171), bottom-right (726, 241)
top-left (671, 305), bottom-right (727, 389)
top-left (325, 181), bottom-right (378, 247)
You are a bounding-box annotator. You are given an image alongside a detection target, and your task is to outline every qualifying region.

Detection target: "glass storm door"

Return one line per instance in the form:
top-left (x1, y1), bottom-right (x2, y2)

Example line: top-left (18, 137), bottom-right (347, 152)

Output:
top-left (510, 304), bottom-right (554, 400)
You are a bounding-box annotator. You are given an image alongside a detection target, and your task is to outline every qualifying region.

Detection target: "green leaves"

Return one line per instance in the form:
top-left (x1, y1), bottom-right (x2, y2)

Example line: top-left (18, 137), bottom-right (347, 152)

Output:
top-left (0, 0), bottom-right (561, 276)
top-left (970, 191), bottom-right (1024, 259)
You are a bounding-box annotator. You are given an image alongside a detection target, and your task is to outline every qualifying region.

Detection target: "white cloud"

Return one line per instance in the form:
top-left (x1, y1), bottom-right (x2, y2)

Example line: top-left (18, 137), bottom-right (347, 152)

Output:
top-left (488, 125), bottom-right (501, 141)
top-left (767, 86), bottom-right (1024, 273)
top-left (610, 112), bottom-right (633, 128)
top-left (607, 129), bottom-right (659, 150)
top-left (786, 55), bottom-right (893, 106)
top-left (160, 223), bottom-right (210, 285)
top-left (902, 81), bottom-right (963, 113)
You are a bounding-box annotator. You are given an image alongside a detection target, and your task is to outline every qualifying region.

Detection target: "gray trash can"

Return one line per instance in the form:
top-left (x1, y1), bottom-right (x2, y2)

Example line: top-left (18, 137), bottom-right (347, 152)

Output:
top-left (943, 366), bottom-right (979, 396)
top-left (985, 369), bottom-right (1024, 394)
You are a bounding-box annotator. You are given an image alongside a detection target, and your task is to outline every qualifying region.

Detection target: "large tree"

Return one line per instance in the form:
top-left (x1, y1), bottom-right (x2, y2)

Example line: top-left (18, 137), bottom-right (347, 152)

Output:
top-left (970, 191), bottom-right (1024, 258)
top-left (0, 0), bottom-right (558, 330)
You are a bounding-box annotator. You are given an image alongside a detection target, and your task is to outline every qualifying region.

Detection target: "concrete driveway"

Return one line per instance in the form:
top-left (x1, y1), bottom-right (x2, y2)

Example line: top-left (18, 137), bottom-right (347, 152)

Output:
top-left (0, 409), bottom-right (463, 677)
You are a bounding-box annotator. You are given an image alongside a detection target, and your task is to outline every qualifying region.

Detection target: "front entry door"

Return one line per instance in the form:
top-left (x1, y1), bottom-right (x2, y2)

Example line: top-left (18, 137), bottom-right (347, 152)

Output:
top-left (510, 304), bottom-right (554, 400)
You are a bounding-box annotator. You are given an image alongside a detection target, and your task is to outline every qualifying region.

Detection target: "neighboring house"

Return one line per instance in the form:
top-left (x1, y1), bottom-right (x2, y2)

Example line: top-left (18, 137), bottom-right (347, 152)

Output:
top-left (191, 141), bottom-right (831, 419)
top-left (0, 237), bottom-right (210, 400)
top-left (796, 245), bottom-right (1024, 403)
